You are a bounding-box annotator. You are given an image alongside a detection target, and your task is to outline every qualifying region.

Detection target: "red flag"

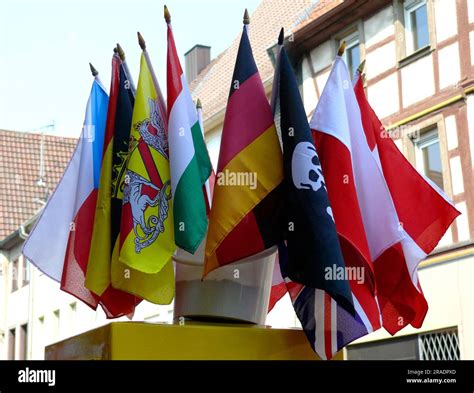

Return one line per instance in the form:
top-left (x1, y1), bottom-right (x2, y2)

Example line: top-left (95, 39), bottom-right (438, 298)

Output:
top-left (353, 75), bottom-right (460, 333)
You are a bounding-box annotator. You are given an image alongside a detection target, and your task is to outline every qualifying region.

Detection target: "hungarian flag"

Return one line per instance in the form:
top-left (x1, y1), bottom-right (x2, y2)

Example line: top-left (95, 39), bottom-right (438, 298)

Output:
top-left (196, 99), bottom-right (215, 213)
top-left (166, 16), bottom-right (212, 254)
top-left (85, 53), bottom-right (140, 317)
top-left (353, 73), bottom-right (460, 333)
top-left (22, 78), bottom-right (107, 312)
top-left (110, 52), bottom-right (175, 304)
top-left (204, 24), bottom-right (284, 276)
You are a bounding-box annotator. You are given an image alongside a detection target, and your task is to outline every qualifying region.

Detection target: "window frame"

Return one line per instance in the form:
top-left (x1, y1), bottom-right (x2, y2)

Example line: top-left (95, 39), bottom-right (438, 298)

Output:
top-left (414, 128), bottom-right (444, 190)
top-left (340, 30), bottom-right (361, 79)
top-left (404, 0), bottom-right (429, 55)
top-left (22, 258), bottom-right (30, 287)
top-left (11, 258), bottom-right (19, 293)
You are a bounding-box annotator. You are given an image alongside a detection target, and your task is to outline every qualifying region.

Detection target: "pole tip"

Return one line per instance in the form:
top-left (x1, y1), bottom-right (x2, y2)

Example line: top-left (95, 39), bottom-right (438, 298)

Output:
top-left (357, 59), bottom-right (366, 74)
top-left (337, 41), bottom-right (346, 56)
top-left (164, 5), bottom-right (171, 23)
top-left (137, 31), bottom-right (146, 50)
top-left (89, 62), bottom-right (98, 77)
top-left (116, 43), bottom-right (126, 61)
top-left (243, 9), bottom-right (250, 25)
top-left (196, 98), bottom-right (202, 109)
top-left (278, 28), bottom-right (284, 45)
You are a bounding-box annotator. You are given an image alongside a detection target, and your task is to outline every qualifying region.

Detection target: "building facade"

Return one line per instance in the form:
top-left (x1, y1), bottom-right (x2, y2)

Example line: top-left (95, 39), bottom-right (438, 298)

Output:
top-left (0, 130), bottom-right (172, 360)
top-left (285, 0), bottom-right (474, 360)
top-left (191, 0), bottom-right (474, 359)
top-left (1, 0), bottom-right (473, 360)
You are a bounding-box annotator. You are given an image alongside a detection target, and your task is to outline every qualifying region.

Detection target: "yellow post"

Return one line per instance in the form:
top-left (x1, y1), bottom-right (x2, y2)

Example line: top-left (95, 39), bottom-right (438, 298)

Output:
top-left (46, 322), bottom-right (343, 360)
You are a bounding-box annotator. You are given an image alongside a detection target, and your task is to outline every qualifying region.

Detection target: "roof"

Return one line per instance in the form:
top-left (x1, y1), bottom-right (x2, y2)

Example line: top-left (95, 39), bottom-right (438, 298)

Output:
top-left (0, 129), bottom-right (76, 240)
top-left (294, 0), bottom-right (345, 31)
top-left (287, 0), bottom-right (391, 58)
top-left (190, 0), bottom-right (314, 124)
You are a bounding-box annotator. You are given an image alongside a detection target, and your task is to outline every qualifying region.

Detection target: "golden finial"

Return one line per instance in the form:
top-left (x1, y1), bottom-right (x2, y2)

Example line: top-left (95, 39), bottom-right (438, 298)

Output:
top-left (357, 59), bottom-right (366, 74)
top-left (89, 62), bottom-right (98, 77)
top-left (196, 98), bottom-right (202, 109)
top-left (137, 32), bottom-right (146, 50)
top-left (337, 41), bottom-right (346, 56)
top-left (243, 9), bottom-right (250, 25)
top-left (117, 43), bottom-right (126, 61)
top-left (164, 5), bottom-right (171, 23)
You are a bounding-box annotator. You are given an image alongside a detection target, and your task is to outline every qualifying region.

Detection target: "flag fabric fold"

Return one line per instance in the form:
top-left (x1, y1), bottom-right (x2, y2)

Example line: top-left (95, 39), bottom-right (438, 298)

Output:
top-left (203, 25), bottom-right (284, 277)
top-left (277, 47), bottom-right (353, 312)
top-left (196, 102), bottom-right (215, 212)
top-left (353, 73), bottom-right (460, 333)
top-left (117, 53), bottom-right (175, 275)
top-left (23, 78), bottom-right (107, 312)
top-left (167, 21), bottom-right (213, 254)
top-left (273, 46), bottom-right (381, 360)
top-left (85, 54), bottom-right (140, 317)
top-left (110, 52), bottom-right (175, 304)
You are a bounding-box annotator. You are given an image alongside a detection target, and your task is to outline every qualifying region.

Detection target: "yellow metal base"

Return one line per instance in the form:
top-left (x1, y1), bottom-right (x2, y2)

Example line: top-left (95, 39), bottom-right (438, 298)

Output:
top-left (45, 322), bottom-right (340, 360)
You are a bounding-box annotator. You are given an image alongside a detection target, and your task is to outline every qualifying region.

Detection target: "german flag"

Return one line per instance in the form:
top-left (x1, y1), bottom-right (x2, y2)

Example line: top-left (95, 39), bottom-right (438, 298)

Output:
top-left (203, 20), bottom-right (284, 276)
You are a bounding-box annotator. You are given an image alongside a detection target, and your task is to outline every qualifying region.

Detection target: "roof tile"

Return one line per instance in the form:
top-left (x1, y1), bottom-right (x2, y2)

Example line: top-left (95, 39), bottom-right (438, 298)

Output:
top-left (0, 129), bottom-right (76, 239)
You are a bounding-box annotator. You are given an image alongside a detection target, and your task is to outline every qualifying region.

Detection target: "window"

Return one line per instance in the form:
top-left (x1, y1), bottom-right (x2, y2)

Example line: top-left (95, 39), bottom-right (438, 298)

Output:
top-left (340, 31), bottom-right (360, 78)
top-left (19, 324), bottom-right (28, 360)
top-left (11, 258), bottom-right (19, 292)
top-left (8, 328), bottom-right (16, 360)
top-left (419, 328), bottom-right (460, 360)
top-left (415, 130), bottom-right (444, 190)
top-left (22, 259), bottom-right (30, 287)
top-left (404, 0), bottom-right (429, 55)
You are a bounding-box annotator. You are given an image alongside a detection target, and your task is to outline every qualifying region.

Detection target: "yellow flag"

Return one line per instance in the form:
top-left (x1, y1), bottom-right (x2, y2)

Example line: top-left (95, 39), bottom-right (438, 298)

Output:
top-left (109, 53), bottom-right (175, 303)
top-left (118, 53), bottom-right (175, 273)
top-left (111, 238), bottom-right (174, 305)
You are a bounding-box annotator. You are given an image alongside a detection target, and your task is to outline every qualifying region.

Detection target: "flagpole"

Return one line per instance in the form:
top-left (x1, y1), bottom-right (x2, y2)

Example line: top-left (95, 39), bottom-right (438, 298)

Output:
top-left (337, 41), bottom-right (346, 57)
top-left (356, 59), bottom-right (366, 84)
top-left (196, 98), bottom-right (213, 208)
top-left (137, 32), bottom-right (167, 121)
top-left (116, 43), bottom-right (137, 97)
top-left (89, 62), bottom-right (106, 91)
top-left (270, 28), bottom-right (284, 115)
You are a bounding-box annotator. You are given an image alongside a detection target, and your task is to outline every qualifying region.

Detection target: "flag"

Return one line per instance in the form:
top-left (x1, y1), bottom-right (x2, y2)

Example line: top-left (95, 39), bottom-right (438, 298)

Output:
top-left (278, 242), bottom-right (377, 360)
top-left (166, 18), bottom-right (212, 254)
top-left (273, 46), bottom-right (383, 360)
top-left (110, 52), bottom-right (174, 304)
top-left (22, 78), bottom-right (107, 312)
top-left (204, 24), bottom-right (284, 276)
top-left (277, 47), bottom-right (353, 308)
top-left (85, 53), bottom-right (140, 317)
top-left (196, 99), bottom-right (215, 213)
top-left (353, 73), bottom-right (460, 333)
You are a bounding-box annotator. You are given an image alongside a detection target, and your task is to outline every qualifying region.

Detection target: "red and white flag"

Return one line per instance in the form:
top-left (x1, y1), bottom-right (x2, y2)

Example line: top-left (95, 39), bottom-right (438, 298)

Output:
top-left (309, 56), bottom-right (402, 335)
top-left (23, 78), bottom-right (108, 311)
top-left (353, 73), bottom-right (460, 333)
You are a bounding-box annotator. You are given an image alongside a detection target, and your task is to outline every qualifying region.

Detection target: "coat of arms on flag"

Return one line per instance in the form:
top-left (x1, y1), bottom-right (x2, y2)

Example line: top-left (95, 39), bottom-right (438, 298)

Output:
top-left (123, 98), bottom-right (171, 254)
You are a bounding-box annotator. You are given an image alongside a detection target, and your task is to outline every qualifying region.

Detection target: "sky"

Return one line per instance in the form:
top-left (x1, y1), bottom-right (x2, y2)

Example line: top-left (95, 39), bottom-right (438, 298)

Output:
top-left (0, 0), bottom-right (261, 137)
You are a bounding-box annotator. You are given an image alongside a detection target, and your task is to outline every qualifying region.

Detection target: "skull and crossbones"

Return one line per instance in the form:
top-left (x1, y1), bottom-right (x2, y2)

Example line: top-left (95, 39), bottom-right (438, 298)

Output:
top-left (291, 141), bottom-right (325, 192)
